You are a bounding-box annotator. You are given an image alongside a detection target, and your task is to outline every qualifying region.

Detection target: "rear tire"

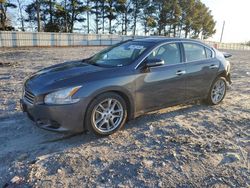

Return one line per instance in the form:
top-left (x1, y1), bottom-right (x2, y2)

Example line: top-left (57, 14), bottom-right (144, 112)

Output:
top-left (206, 77), bottom-right (227, 105)
top-left (85, 92), bottom-right (127, 136)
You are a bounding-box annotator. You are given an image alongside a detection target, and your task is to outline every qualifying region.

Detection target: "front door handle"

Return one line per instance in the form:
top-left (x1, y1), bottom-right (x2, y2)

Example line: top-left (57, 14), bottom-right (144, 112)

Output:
top-left (176, 70), bottom-right (186, 76)
top-left (209, 64), bottom-right (219, 69)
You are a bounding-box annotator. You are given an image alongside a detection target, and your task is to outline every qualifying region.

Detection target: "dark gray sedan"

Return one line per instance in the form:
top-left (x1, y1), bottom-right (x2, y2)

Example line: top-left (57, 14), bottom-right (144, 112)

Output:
top-left (20, 38), bottom-right (232, 135)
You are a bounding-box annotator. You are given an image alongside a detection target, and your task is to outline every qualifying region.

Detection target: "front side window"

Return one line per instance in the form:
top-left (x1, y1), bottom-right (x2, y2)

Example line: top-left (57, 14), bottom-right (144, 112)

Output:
top-left (147, 43), bottom-right (181, 65)
top-left (183, 43), bottom-right (207, 62)
top-left (88, 41), bottom-right (151, 67)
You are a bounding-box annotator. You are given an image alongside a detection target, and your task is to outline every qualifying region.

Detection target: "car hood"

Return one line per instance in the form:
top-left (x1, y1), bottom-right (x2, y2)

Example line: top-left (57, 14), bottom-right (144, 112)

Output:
top-left (25, 60), bottom-right (105, 92)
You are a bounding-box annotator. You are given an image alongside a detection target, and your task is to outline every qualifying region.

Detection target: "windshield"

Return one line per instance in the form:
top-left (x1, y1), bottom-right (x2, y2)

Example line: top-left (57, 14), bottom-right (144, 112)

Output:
top-left (87, 41), bottom-right (151, 67)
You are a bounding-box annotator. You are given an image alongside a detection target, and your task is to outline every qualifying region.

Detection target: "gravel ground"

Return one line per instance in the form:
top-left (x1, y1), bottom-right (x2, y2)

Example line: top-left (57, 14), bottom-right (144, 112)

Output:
top-left (0, 47), bottom-right (249, 187)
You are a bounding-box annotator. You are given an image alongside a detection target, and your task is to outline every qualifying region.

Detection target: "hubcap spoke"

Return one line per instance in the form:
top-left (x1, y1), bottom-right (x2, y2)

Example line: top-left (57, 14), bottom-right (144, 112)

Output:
top-left (113, 109), bottom-right (122, 113)
top-left (106, 120), bottom-right (111, 130)
top-left (112, 114), bottom-right (121, 118)
top-left (96, 110), bottom-right (103, 115)
top-left (109, 118), bottom-right (115, 126)
top-left (96, 117), bottom-right (103, 124)
top-left (98, 119), bottom-right (106, 128)
top-left (99, 104), bottom-right (106, 111)
top-left (111, 101), bottom-right (117, 111)
top-left (108, 99), bottom-right (112, 109)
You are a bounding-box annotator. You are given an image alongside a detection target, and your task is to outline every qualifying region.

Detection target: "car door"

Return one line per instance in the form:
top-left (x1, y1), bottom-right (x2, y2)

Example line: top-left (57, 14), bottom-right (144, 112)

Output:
top-left (135, 42), bottom-right (187, 114)
top-left (182, 42), bottom-right (220, 99)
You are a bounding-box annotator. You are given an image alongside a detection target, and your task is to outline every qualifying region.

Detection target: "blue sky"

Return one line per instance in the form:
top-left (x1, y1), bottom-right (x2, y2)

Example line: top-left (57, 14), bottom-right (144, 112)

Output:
top-left (201, 0), bottom-right (250, 43)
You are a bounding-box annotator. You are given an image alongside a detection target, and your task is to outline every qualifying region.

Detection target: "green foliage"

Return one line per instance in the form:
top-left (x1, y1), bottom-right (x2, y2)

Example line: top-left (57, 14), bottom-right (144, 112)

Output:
top-left (2, 0), bottom-right (216, 39)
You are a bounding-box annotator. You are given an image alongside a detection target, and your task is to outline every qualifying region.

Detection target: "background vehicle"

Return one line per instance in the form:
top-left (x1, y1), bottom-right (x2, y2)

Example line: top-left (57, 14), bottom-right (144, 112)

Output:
top-left (20, 38), bottom-right (232, 135)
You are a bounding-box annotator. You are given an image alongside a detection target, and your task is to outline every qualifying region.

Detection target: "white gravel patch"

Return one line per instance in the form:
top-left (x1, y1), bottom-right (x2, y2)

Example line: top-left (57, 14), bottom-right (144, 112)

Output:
top-left (0, 47), bottom-right (249, 187)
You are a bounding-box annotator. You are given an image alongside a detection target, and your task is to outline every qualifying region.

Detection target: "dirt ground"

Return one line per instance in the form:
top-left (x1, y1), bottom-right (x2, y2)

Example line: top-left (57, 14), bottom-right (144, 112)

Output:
top-left (0, 47), bottom-right (249, 187)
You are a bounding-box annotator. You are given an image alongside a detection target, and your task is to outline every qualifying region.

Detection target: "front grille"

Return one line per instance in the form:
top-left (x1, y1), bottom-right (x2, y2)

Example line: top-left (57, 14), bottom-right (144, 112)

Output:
top-left (24, 88), bottom-right (35, 105)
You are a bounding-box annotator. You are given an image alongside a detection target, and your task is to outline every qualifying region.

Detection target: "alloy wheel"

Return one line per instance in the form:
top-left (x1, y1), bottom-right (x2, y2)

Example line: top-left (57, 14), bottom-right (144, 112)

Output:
top-left (211, 79), bottom-right (226, 104)
top-left (91, 98), bottom-right (124, 133)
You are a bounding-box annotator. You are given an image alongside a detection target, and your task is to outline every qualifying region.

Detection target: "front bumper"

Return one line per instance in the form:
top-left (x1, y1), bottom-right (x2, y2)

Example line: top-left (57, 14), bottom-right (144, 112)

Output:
top-left (20, 99), bottom-right (86, 133)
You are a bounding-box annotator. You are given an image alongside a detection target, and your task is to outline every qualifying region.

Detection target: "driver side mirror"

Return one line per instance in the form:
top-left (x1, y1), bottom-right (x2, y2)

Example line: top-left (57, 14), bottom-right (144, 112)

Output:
top-left (145, 58), bottom-right (165, 68)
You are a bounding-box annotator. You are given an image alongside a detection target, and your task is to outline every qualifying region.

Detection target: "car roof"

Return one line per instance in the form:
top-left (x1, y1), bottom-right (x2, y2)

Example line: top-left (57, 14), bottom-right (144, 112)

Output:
top-left (133, 37), bottom-right (206, 45)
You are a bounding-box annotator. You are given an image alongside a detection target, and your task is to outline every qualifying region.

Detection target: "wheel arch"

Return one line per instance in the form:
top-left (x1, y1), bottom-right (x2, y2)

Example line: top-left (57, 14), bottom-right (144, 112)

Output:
top-left (217, 70), bottom-right (227, 79)
top-left (216, 70), bottom-right (231, 84)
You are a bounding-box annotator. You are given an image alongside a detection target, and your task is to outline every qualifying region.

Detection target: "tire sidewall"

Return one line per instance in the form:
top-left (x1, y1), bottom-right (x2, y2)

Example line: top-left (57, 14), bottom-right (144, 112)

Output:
top-left (85, 92), bottom-right (127, 136)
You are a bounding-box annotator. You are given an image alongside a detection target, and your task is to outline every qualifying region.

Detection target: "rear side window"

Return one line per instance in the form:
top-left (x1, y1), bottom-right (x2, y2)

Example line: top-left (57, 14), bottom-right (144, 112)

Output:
top-left (147, 43), bottom-right (181, 65)
top-left (183, 43), bottom-right (206, 62)
top-left (205, 48), bottom-right (213, 59)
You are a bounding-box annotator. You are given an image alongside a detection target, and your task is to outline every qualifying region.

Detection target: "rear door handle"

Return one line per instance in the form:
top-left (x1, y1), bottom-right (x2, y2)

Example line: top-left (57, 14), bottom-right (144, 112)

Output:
top-left (176, 70), bottom-right (186, 76)
top-left (209, 64), bottom-right (219, 69)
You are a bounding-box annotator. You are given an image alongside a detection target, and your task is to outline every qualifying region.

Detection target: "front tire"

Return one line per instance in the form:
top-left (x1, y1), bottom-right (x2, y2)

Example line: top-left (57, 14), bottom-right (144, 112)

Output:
top-left (206, 77), bottom-right (227, 105)
top-left (86, 92), bottom-right (127, 136)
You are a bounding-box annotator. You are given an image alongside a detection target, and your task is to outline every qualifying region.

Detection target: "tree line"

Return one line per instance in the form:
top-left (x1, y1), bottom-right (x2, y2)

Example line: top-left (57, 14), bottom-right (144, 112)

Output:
top-left (0, 0), bottom-right (216, 39)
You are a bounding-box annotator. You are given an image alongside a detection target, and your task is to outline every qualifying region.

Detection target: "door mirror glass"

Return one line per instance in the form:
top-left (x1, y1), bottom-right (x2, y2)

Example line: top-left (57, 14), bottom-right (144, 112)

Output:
top-left (145, 58), bottom-right (164, 68)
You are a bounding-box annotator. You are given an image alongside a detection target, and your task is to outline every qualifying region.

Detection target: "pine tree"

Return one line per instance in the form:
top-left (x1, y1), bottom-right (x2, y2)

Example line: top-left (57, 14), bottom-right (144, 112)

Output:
top-left (15, 0), bottom-right (26, 31)
top-left (116, 0), bottom-right (132, 35)
top-left (25, 0), bottom-right (42, 32)
top-left (131, 0), bottom-right (148, 35)
top-left (0, 0), bottom-right (17, 30)
top-left (140, 0), bottom-right (156, 35)
top-left (106, 0), bottom-right (117, 34)
top-left (168, 0), bottom-right (181, 37)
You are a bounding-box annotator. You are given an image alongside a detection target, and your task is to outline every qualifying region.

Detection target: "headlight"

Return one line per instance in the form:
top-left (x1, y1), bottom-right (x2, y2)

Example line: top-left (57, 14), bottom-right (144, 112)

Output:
top-left (44, 86), bottom-right (82, 105)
